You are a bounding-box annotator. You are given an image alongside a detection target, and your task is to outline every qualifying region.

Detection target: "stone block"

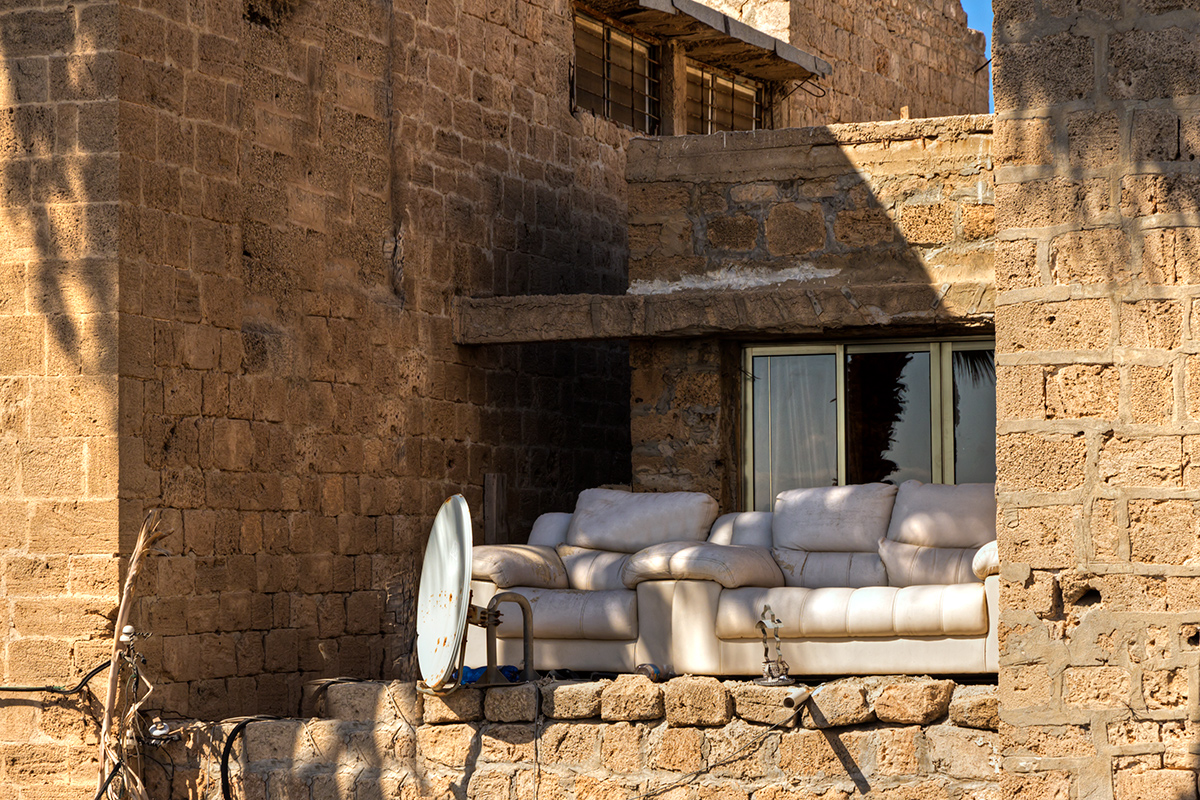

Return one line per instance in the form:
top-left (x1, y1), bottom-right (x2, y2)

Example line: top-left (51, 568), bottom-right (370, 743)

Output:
top-left (996, 432), bottom-right (1087, 493)
top-left (927, 725), bottom-right (998, 779)
top-left (874, 680), bottom-right (954, 724)
top-left (764, 203), bottom-right (824, 256)
top-left (664, 676), bottom-right (731, 727)
top-left (729, 682), bottom-right (803, 726)
top-left (949, 686), bottom-right (998, 730)
top-left (900, 204), bottom-right (953, 244)
top-left (707, 718), bottom-right (779, 779)
top-left (706, 215), bottom-right (758, 251)
top-left (1045, 364), bottom-right (1117, 421)
top-left (800, 679), bottom-right (874, 729)
top-left (1067, 111), bottom-right (1119, 168)
top-left (1064, 666), bottom-right (1131, 708)
top-left (833, 207), bottom-right (893, 247)
top-left (873, 726), bottom-right (920, 777)
top-left (1132, 109), bottom-right (1180, 162)
top-left (995, 239), bottom-right (1039, 291)
top-left (541, 680), bottom-right (606, 719)
top-left (601, 721), bottom-right (643, 772)
top-left (996, 298), bottom-right (1110, 353)
top-left (1115, 768), bottom-right (1196, 800)
top-left (423, 688), bottom-right (483, 723)
top-left (485, 683), bottom-right (538, 722)
top-left (601, 674), bottom-right (663, 721)
top-left (651, 726), bottom-right (704, 773)
top-left (1144, 228), bottom-right (1200, 285)
top-left (480, 723), bottom-right (535, 762)
top-left (993, 33), bottom-right (1094, 112)
top-left (961, 205), bottom-right (995, 241)
top-left (1127, 365), bottom-right (1173, 425)
top-left (1049, 228), bottom-right (1129, 285)
top-left (1109, 27), bottom-right (1200, 101)
top-left (1119, 299), bottom-right (1180, 350)
top-left (1098, 434), bottom-right (1182, 487)
top-left (994, 117), bottom-right (1053, 166)
top-left (417, 723), bottom-right (478, 767)
top-left (540, 722), bottom-right (600, 767)
top-left (779, 728), bottom-right (872, 778)
top-left (1143, 669), bottom-right (1188, 710)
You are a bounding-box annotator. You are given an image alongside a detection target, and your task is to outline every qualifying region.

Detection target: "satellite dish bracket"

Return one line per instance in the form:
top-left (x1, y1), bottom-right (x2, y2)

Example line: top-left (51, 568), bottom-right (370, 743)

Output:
top-left (475, 591), bottom-right (537, 688)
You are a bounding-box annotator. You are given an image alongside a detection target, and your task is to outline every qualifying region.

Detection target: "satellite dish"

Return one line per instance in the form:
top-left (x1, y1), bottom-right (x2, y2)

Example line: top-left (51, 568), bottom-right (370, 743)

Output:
top-left (416, 495), bottom-right (473, 692)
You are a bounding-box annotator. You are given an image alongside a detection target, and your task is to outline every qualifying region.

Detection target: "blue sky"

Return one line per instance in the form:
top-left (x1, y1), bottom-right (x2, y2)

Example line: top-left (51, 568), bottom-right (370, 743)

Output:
top-left (959, 0), bottom-right (994, 110)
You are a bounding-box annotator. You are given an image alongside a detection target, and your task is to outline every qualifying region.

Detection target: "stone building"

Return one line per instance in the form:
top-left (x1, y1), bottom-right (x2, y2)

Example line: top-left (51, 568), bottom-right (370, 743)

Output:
top-left (12, 0), bottom-right (1196, 798)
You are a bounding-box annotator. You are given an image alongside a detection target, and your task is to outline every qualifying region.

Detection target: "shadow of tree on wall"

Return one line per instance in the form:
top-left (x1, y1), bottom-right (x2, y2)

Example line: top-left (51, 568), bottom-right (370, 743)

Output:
top-left (991, 6), bottom-right (1200, 800)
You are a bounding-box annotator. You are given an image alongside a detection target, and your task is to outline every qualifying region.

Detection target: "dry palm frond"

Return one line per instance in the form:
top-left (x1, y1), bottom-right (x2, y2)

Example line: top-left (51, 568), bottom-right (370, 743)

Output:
top-left (97, 510), bottom-right (172, 799)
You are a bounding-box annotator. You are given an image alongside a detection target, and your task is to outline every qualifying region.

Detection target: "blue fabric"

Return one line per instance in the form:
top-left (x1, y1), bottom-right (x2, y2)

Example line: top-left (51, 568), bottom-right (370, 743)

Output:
top-left (455, 665), bottom-right (520, 684)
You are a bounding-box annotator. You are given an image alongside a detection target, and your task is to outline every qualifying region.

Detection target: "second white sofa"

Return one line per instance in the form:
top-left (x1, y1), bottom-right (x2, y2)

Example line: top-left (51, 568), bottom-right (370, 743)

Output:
top-left (462, 482), bottom-right (998, 677)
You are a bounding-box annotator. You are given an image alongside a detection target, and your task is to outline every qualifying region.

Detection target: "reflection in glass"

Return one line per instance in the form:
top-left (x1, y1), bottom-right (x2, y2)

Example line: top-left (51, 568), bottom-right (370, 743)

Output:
top-left (752, 354), bottom-right (838, 510)
top-left (845, 351), bottom-right (931, 484)
top-left (952, 349), bottom-right (996, 484)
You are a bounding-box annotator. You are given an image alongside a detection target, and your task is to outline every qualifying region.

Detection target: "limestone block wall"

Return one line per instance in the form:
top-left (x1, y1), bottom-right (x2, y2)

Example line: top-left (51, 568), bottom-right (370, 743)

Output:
top-left (156, 675), bottom-right (998, 799)
top-left (625, 116), bottom-right (995, 504)
top-left (992, 0), bottom-right (1200, 797)
top-left (697, 0), bottom-right (989, 126)
top-left (0, 0), bottom-right (120, 793)
top-left (100, 0), bottom-right (635, 727)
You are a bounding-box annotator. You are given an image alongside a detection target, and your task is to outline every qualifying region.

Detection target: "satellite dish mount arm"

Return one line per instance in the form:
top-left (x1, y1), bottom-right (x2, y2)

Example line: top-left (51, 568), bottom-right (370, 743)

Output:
top-left (474, 591), bottom-right (537, 688)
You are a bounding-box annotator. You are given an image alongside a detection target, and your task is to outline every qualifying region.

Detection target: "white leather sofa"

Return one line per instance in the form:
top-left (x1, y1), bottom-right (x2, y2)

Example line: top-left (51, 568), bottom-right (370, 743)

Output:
top-left (462, 482), bottom-right (999, 677)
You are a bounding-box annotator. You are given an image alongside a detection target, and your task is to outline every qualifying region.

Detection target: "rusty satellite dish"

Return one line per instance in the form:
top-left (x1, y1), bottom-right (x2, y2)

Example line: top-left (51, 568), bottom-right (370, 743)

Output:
top-left (416, 495), bottom-right (473, 693)
top-left (415, 495), bottom-right (538, 695)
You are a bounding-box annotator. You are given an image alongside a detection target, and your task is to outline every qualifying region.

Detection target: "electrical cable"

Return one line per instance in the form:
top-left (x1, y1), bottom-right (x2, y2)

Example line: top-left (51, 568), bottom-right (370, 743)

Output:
top-left (92, 759), bottom-right (123, 800)
top-left (0, 660), bottom-right (111, 695)
top-left (220, 715), bottom-right (283, 800)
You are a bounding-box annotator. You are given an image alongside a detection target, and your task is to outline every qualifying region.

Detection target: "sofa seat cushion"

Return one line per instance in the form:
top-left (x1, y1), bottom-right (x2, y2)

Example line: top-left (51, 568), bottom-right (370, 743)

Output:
top-left (565, 488), bottom-right (719, 553)
top-left (495, 587), bottom-right (638, 640)
top-left (715, 583), bottom-right (988, 639)
top-left (557, 545), bottom-right (630, 590)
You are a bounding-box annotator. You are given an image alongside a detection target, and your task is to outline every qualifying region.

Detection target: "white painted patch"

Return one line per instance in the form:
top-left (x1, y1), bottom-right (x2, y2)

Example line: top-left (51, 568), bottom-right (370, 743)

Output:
top-left (627, 264), bottom-right (841, 295)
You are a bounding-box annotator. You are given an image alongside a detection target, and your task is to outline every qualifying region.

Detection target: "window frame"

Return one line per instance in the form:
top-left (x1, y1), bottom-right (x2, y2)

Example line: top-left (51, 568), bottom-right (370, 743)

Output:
top-left (685, 61), bottom-right (765, 135)
top-left (572, 11), bottom-right (662, 135)
top-left (742, 337), bottom-right (995, 509)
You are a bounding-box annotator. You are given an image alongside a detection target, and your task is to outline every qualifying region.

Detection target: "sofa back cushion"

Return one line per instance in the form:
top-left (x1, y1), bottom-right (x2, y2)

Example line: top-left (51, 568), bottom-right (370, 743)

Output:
top-left (565, 488), bottom-right (718, 553)
top-left (881, 481), bottom-right (996, 586)
top-left (770, 484), bottom-right (897, 588)
top-left (528, 512), bottom-right (573, 547)
top-left (557, 545), bottom-right (631, 591)
top-left (708, 512), bottom-right (773, 547)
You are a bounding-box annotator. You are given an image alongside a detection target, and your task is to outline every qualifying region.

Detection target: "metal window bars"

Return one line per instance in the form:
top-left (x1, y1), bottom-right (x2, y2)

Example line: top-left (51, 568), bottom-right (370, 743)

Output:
top-left (574, 13), bottom-right (661, 135)
top-left (685, 63), bottom-right (763, 135)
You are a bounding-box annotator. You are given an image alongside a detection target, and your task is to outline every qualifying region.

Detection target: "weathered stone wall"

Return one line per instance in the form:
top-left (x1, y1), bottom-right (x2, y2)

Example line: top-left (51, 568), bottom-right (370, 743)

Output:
top-left (698, 0), bottom-right (988, 126)
top-left (992, 1), bottom-right (1200, 798)
top-left (626, 116), bottom-right (995, 503)
top-left (0, 0), bottom-right (119, 793)
top-left (156, 675), bottom-right (998, 799)
top-left (113, 0), bottom-right (635, 724)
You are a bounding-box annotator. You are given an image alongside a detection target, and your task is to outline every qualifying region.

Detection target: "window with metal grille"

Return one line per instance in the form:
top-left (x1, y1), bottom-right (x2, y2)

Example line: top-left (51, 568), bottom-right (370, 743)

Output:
top-left (574, 13), bottom-right (661, 134)
top-left (686, 63), bottom-right (763, 135)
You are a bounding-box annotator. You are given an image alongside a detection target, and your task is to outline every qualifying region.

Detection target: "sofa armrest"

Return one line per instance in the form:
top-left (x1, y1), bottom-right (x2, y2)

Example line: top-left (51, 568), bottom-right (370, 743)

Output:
top-left (972, 541), bottom-right (999, 580)
top-left (472, 545), bottom-right (569, 589)
top-left (621, 541), bottom-right (784, 589)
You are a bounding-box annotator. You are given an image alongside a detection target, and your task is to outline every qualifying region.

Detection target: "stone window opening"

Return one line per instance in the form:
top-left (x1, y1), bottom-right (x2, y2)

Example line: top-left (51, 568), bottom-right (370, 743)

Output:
top-left (744, 338), bottom-right (996, 510)
top-left (685, 62), bottom-right (765, 134)
top-left (573, 12), bottom-right (663, 134)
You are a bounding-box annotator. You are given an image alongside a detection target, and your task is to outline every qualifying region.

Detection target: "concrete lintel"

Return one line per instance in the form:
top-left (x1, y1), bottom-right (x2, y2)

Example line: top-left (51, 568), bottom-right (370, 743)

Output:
top-left (453, 285), bottom-right (993, 345)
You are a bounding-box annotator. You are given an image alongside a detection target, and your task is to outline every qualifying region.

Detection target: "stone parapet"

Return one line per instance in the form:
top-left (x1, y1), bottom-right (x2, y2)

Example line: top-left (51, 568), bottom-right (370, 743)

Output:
top-left (153, 676), bottom-right (997, 798)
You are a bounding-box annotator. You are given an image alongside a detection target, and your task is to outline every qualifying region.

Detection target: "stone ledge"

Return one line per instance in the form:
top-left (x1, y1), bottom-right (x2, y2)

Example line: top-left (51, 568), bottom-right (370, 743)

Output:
top-left (453, 284), bottom-right (993, 344)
